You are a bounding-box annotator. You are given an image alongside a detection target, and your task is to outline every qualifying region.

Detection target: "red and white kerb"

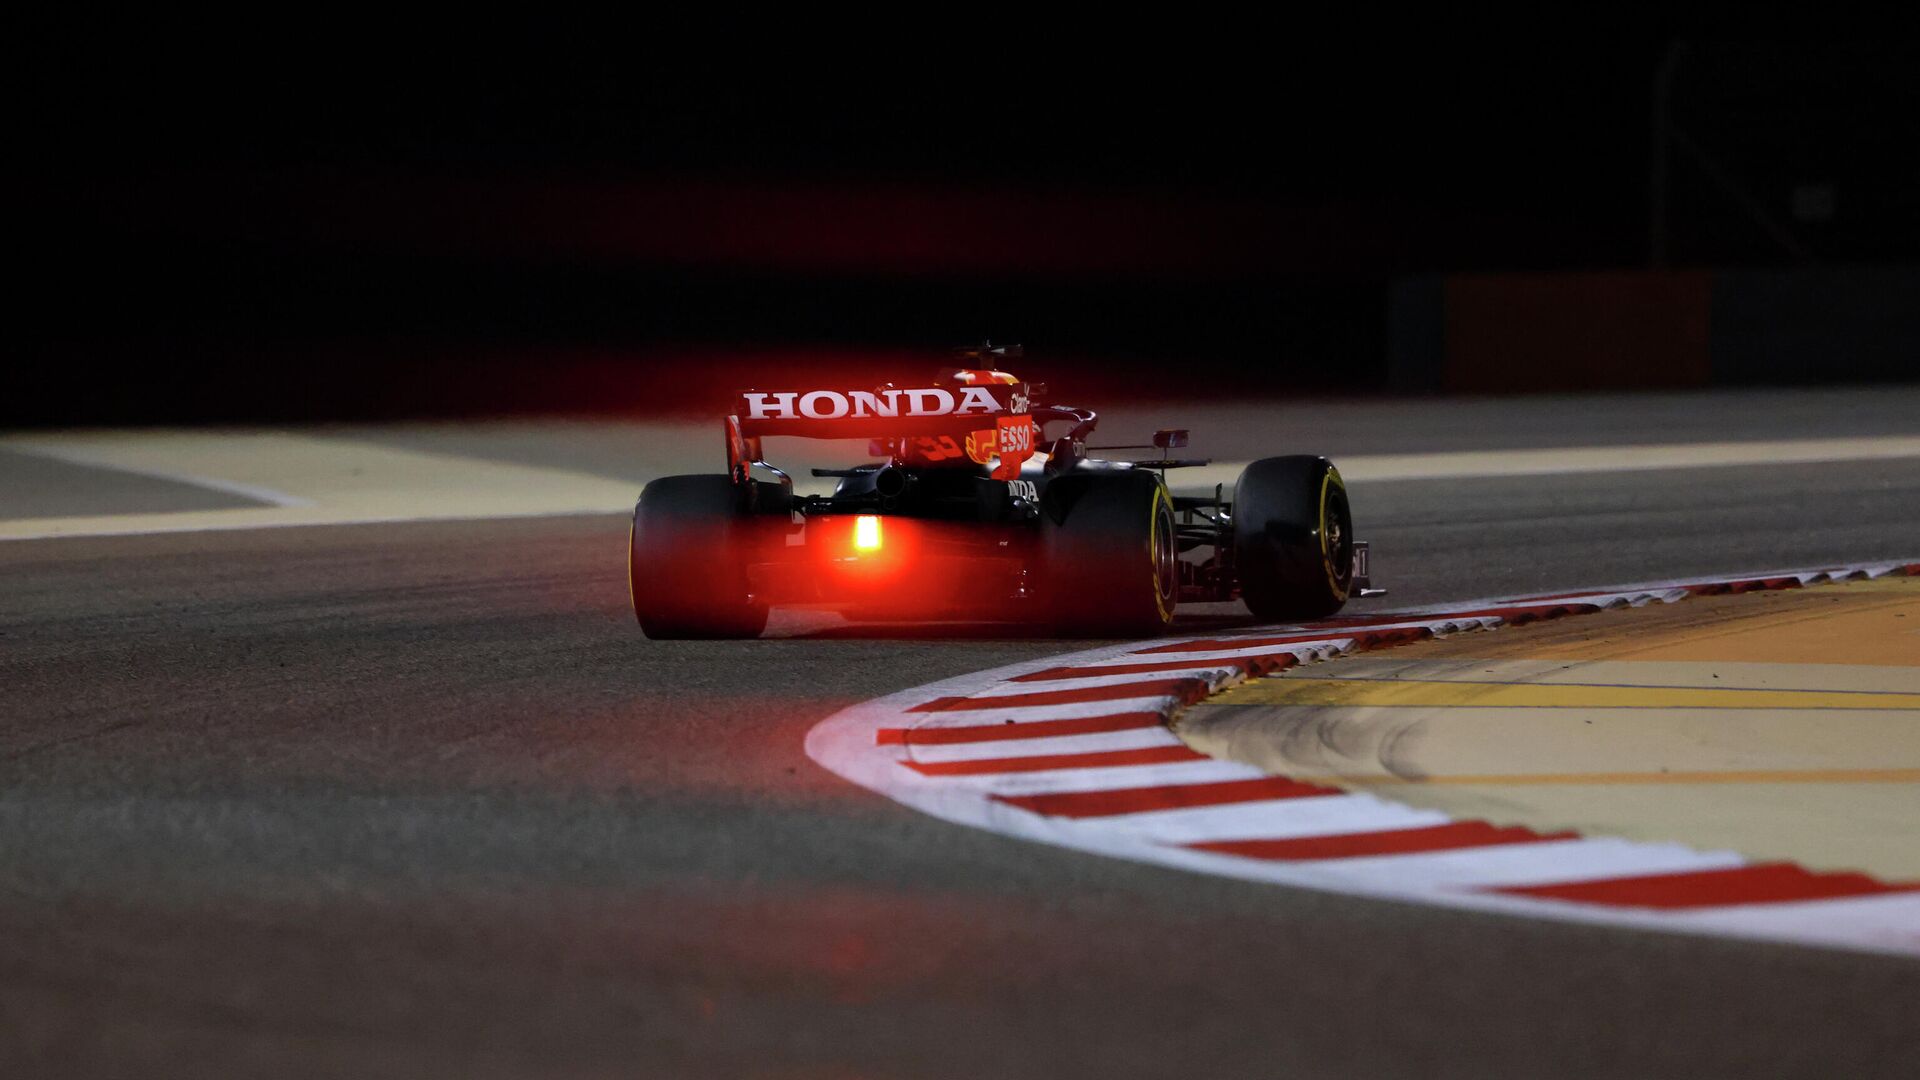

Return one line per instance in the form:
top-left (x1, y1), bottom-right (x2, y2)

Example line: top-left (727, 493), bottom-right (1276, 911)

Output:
top-left (806, 563), bottom-right (1920, 957)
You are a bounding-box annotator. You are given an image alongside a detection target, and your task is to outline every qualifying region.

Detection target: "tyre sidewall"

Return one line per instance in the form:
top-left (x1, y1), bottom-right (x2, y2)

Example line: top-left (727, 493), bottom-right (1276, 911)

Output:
top-left (1040, 469), bottom-right (1178, 636)
top-left (1232, 456), bottom-right (1353, 621)
top-left (630, 475), bottom-right (771, 639)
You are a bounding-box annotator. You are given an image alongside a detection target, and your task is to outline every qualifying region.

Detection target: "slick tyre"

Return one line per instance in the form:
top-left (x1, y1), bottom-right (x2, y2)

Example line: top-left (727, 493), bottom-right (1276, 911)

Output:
top-left (630, 475), bottom-right (771, 639)
top-left (1233, 455), bottom-right (1354, 622)
top-left (1041, 470), bottom-right (1179, 637)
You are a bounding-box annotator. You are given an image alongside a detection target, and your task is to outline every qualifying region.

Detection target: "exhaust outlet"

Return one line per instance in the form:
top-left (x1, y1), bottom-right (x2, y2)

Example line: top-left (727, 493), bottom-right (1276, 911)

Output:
top-left (872, 467), bottom-right (910, 500)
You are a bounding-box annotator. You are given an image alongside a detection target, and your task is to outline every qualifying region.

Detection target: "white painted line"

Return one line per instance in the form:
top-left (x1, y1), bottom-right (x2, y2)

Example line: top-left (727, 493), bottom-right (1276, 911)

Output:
top-left (4, 441), bottom-right (313, 507)
top-left (1302, 658), bottom-right (1920, 694)
top-left (939, 759), bottom-right (1271, 794)
top-left (1294, 840), bottom-right (1744, 893)
top-left (1670, 892), bottom-right (1920, 954)
top-left (10, 430), bottom-right (1917, 542)
top-left (902, 727), bottom-right (1185, 764)
top-left (1168, 435), bottom-right (1920, 492)
top-left (897, 702), bottom-right (1172, 729)
top-left (1071, 794), bottom-right (1450, 844)
top-left (1047, 623), bottom-right (1483, 665)
top-left (0, 431), bottom-right (640, 541)
top-left (959, 670), bottom-right (1225, 696)
top-left (906, 694), bottom-right (1208, 722)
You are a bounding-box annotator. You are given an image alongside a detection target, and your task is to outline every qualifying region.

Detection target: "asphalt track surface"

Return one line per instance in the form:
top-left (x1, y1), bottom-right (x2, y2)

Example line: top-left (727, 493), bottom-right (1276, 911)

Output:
top-left (5, 389), bottom-right (1920, 1078)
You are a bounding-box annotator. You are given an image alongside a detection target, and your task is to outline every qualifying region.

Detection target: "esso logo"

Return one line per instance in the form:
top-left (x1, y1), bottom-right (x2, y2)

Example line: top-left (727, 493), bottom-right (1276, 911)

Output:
top-left (998, 417), bottom-right (1033, 454)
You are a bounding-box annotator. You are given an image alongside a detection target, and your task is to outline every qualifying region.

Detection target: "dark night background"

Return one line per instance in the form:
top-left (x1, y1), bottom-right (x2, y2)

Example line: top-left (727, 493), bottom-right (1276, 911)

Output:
top-left (14, 41), bottom-right (1920, 425)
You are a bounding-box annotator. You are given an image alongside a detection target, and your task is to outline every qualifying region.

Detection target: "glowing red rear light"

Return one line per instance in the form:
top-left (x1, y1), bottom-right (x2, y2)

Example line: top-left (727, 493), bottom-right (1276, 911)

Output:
top-left (853, 515), bottom-right (883, 552)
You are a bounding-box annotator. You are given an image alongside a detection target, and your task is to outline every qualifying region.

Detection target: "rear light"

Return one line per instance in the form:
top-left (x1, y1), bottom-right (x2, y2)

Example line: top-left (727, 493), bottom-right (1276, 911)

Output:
top-left (853, 515), bottom-right (883, 553)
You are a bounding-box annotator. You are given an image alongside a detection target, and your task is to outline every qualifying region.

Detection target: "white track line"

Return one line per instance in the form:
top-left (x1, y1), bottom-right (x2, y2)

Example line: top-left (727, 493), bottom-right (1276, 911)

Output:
top-left (4, 441), bottom-right (314, 507)
top-left (1169, 435), bottom-right (1920, 491)
top-left (1068, 794), bottom-right (1451, 844)
top-left (1286, 841), bottom-right (1745, 893)
top-left (0, 431), bottom-right (638, 541)
top-left (941, 760), bottom-right (1271, 795)
top-left (8, 432), bottom-right (1918, 541)
top-left (902, 727), bottom-right (1186, 764)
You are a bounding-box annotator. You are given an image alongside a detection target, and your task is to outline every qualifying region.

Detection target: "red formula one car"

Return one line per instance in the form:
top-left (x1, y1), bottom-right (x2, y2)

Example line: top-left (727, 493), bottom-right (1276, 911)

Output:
top-left (629, 348), bottom-right (1372, 638)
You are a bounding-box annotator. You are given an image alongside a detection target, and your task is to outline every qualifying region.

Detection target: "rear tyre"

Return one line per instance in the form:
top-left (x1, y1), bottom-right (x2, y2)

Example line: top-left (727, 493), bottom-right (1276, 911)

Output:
top-left (1041, 470), bottom-right (1179, 637)
top-left (630, 475), bottom-right (771, 639)
top-left (1233, 455), bottom-right (1354, 622)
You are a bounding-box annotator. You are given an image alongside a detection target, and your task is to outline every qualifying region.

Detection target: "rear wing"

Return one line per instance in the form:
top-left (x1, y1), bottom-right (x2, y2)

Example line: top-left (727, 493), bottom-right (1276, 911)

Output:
top-left (724, 382), bottom-right (1099, 482)
top-left (731, 384), bottom-right (1033, 440)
